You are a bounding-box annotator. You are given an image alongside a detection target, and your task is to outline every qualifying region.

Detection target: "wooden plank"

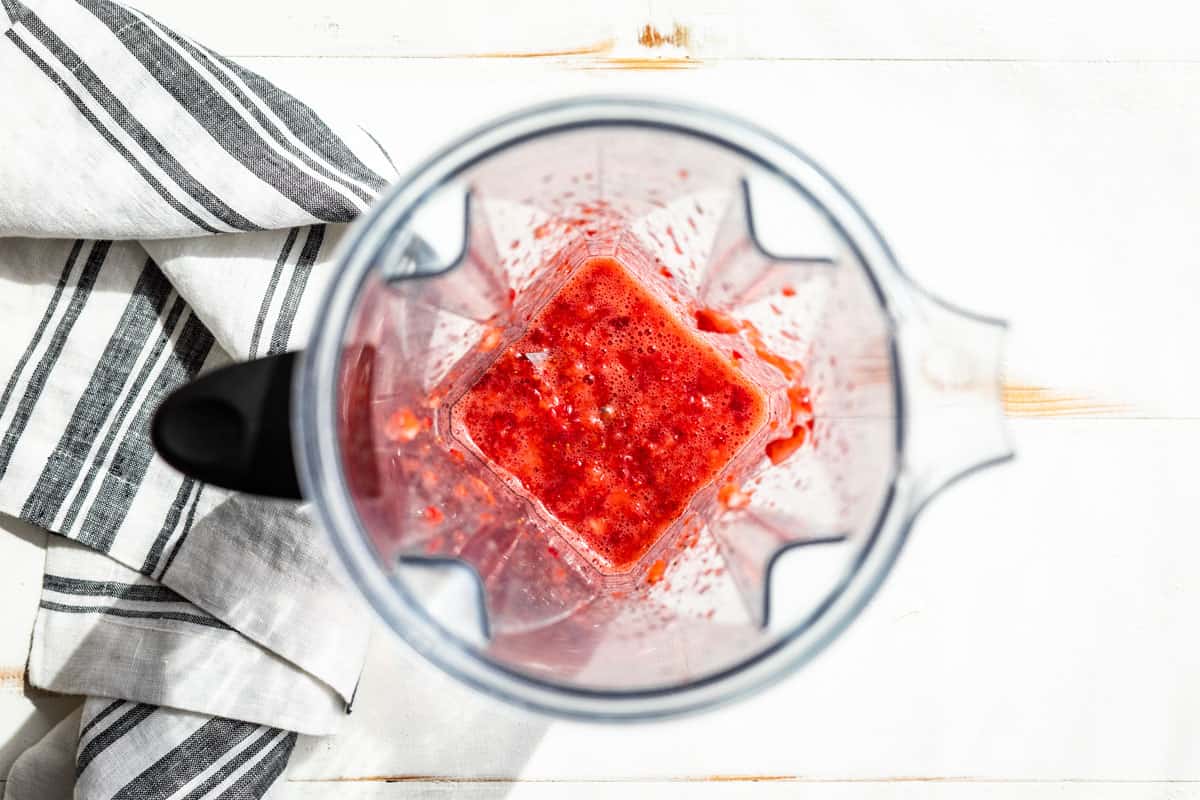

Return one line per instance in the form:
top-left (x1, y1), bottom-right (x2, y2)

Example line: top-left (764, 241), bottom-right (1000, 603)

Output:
top-left (130, 0), bottom-right (1200, 61)
top-left (280, 780), bottom-right (1200, 799)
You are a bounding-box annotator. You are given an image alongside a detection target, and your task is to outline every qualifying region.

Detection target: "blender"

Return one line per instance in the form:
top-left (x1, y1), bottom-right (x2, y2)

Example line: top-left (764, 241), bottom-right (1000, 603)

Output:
top-left (153, 98), bottom-right (1013, 719)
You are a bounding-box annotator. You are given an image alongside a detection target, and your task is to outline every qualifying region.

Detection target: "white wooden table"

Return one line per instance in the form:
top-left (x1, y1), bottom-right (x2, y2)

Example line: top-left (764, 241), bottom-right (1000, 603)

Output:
top-left (4, 1), bottom-right (1200, 796)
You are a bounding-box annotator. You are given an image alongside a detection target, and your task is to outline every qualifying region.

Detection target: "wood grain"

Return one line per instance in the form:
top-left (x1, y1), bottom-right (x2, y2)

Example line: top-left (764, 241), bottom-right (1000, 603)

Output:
top-left (0, 668), bottom-right (24, 689)
top-left (1002, 383), bottom-right (1132, 418)
top-left (577, 57), bottom-right (700, 70)
top-left (467, 40), bottom-right (615, 60)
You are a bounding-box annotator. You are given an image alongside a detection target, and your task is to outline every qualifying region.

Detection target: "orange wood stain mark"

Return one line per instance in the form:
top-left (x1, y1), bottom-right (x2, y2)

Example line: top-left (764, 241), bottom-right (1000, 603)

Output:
top-left (841, 359), bottom-right (1131, 419)
top-left (464, 24), bottom-right (702, 69)
top-left (1002, 383), bottom-right (1130, 417)
top-left (0, 667), bottom-right (26, 688)
top-left (467, 39), bottom-right (615, 59)
top-left (581, 57), bottom-right (699, 70)
top-left (704, 775), bottom-right (797, 782)
top-left (638, 23), bottom-right (691, 49)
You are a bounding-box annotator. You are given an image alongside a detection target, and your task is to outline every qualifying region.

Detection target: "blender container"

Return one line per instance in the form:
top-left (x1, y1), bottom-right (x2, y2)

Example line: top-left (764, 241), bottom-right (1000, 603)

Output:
top-left (158, 98), bottom-right (1014, 719)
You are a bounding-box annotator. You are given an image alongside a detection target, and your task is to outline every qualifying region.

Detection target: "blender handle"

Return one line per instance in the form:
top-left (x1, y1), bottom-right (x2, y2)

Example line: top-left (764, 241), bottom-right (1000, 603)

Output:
top-left (897, 290), bottom-right (1015, 513)
top-left (151, 351), bottom-right (303, 499)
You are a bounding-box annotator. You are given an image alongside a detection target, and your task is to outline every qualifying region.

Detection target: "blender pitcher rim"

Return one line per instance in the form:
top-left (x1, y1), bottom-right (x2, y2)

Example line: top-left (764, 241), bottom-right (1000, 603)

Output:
top-left (294, 96), bottom-right (997, 720)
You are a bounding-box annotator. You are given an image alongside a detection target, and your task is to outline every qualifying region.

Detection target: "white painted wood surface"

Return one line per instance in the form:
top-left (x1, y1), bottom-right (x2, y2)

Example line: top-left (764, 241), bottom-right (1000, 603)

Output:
top-left (282, 783), bottom-right (1200, 799)
top-left (117, 0), bottom-right (1200, 61)
top-left (3, 1), bottom-right (1200, 796)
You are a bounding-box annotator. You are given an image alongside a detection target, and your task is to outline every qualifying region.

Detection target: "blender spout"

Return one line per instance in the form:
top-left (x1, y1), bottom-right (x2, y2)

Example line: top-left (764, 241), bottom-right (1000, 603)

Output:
top-left (895, 289), bottom-right (1015, 513)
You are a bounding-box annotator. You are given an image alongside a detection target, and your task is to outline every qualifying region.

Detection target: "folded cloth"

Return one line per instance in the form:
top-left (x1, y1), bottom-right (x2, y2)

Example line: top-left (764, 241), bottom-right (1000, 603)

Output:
top-left (0, 0), bottom-right (399, 794)
top-left (72, 699), bottom-right (295, 800)
top-left (4, 702), bottom-right (293, 800)
top-left (3, 706), bottom-right (79, 800)
top-left (34, 537), bottom-right (351, 734)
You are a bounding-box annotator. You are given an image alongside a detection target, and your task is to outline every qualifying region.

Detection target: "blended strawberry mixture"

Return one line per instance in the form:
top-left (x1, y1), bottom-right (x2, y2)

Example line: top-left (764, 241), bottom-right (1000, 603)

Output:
top-left (457, 256), bottom-right (766, 570)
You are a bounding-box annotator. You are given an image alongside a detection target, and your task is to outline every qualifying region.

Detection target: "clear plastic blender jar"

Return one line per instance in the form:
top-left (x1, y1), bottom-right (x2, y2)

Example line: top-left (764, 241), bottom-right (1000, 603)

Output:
top-left (166, 98), bottom-right (1015, 720)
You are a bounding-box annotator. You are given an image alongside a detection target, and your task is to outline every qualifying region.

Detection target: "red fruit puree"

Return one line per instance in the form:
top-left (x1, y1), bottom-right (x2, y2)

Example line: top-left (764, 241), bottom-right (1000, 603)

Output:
top-left (457, 256), bottom-right (766, 571)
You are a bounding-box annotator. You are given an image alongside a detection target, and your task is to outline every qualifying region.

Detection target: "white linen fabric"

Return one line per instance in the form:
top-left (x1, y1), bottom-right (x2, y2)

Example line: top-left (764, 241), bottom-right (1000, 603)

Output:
top-left (0, 0), bottom-right (398, 794)
top-left (33, 537), bottom-right (352, 736)
top-left (3, 706), bottom-right (80, 800)
top-left (72, 698), bottom-right (294, 800)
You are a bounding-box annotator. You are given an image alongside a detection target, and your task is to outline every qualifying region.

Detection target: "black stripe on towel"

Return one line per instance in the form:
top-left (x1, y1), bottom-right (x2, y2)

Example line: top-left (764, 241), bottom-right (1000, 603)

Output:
top-left (141, 476), bottom-right (196, 575)
top-left (217, 731), bottom-right (297, 799)
top-left (58, 296), bottom-right (188, 533)
top-left (112, 717), bottom-right (260, 800)
top-left (178, 728), bottom-right (283, 800)
top-left (269, 225), bottom-right (324, 354)
top-left (40, 600), bottom-right (232, 630)
top-left (76, 702), bottom-right (156, 776)
top-left (146, 17), bottom-right (378, 204)
top-left (210, 47), bottom-right (388, 192)
top-left (1, 0), bottom-right (25, 26)
top-left (0, 240), bottom-right (83, 421)
top-left (8, 3), bottom-right (259, 231)
top-left (78, 699), bottom-right (127, 741)
top-left (75, 313), bottom-right (214, 552)
top-left (21, 262), bottom-right (175, 530)
top-left (156, 483), bottom-right (204, 581)
top-left (77, 0), bottom-right (364, 222)
top-left (2, 31), bottom-right (221, 233)
top-left (43, 574), bottom-right (186, 603)
top-left (248, 228), bottom-right (299, 358)
top-left (0, 241), bottom-right (108, 479)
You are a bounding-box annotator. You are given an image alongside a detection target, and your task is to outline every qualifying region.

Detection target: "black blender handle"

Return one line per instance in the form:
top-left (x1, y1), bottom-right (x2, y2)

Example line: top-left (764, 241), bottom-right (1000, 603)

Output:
top-left (151, 351), bottom-right (303, 499)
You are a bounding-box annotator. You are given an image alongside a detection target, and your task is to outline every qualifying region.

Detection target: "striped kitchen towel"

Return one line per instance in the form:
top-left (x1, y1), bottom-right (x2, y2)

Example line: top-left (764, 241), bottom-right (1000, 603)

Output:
top-left (0, 0), bottom-right (397, 795)
top-left (6, 699), bottom-right (297, 800)
top-left (72, 698), bottom-right (297, 800)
